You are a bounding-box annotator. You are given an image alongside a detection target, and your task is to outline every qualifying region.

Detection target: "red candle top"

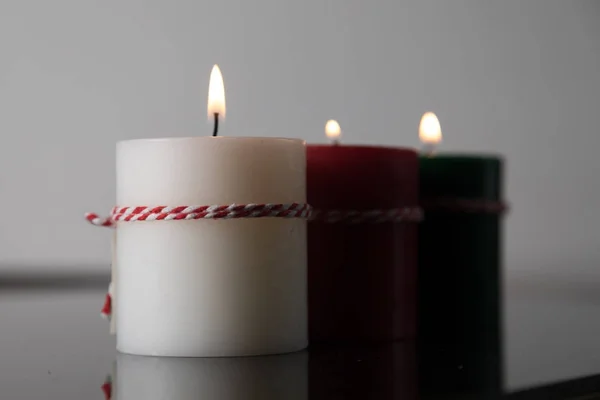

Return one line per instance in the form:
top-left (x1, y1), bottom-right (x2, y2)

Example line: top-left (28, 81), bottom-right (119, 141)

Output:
top-left (307, 145), bottom-right (419, 210)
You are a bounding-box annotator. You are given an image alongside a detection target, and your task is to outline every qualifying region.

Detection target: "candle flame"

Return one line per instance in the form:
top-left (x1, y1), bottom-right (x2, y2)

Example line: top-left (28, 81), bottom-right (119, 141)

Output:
top-left (207, 64), bottom-right (226, 119)
top-left (419, 112), bottom-right (442, 145)
top-left (325, 120), bottom-right (341, 143)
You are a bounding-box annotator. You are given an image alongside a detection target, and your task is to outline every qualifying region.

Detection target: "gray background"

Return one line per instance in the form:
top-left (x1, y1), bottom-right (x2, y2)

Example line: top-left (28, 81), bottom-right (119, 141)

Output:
top-left (0, 0), bottom-right (600, 273)
top-left (0, 0), bottom-right (598, 271)
top-left (0, 0), bottom-right (599, 391)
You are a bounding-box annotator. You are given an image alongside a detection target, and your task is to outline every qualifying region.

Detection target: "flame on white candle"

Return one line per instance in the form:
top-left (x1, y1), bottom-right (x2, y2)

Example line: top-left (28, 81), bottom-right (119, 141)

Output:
top-left (419, 112), bottom-right (441, 154)
top-left (207, 64), bottom-right (226, 119)
top-left (325, 120), bottom-right (341, 144)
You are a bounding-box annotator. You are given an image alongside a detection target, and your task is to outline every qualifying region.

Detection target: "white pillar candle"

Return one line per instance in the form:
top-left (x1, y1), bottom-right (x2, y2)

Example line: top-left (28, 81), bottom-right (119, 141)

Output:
top-left (116, 136), bottom-right (307, 357)
top-left (115, 352), bottom-right (308, 400)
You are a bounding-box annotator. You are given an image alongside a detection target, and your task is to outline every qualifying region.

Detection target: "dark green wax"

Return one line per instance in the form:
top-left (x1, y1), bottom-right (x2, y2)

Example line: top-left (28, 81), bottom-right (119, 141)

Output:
top-left (418, 154), bottom-right (504, 395)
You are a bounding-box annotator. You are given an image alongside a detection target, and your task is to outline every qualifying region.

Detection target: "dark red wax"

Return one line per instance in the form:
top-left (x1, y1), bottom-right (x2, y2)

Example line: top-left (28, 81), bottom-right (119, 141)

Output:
top-left (307, 145), bottom-right (419, 343)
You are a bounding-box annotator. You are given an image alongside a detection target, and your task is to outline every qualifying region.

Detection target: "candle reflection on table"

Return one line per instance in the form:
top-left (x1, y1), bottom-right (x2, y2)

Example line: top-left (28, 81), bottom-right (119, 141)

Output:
top-left (309, 343), bottom-right (416, 399)
top-left (114, 351), bottom-right (308, 400)
top-left (106, 343), bottom-right (416, 400)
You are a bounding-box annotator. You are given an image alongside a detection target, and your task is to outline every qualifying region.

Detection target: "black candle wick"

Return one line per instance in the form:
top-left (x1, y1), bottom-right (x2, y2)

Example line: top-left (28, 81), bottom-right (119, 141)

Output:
top-left (212, 113), bottom-right (219, 137)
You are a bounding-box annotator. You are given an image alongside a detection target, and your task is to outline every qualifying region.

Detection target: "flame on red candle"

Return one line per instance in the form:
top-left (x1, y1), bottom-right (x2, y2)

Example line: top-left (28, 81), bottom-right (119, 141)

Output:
top-left (325, 120), bottom-right (342, 144)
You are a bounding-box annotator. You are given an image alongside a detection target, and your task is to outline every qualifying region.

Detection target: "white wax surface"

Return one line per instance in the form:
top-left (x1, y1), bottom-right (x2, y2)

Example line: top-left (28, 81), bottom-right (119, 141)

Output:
top-left (116, 137), bottom-right (307, 357)
top-left (116, 352), bottom-right (308, 400)
top-left (110, 231), bottom-right (116, 335)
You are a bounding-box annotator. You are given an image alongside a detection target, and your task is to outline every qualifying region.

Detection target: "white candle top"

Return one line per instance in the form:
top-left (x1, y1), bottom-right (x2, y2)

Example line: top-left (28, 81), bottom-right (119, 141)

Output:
top-left (117, 136), bottom-right (306, 206)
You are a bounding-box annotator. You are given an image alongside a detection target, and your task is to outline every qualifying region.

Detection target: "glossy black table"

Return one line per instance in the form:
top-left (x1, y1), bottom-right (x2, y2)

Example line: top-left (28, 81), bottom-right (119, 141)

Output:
top-left (1, 272), bottom-right (599, 399)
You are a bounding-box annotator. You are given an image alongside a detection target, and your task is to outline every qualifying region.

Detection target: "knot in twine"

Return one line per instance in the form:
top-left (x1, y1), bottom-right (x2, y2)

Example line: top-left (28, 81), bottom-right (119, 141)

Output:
top-left (100, 283), bottom-right (113, 320)
top-left (101, 375), bottom-right (112, 400)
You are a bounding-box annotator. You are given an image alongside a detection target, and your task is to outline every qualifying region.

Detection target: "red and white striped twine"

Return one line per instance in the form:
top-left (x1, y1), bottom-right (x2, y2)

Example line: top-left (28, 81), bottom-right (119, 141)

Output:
top-left (422, 198), bottom-right (509, 215)
top-left (86, 203), bottom-right (312, 228)
top-left (86, 198), bottom-right (507, 229)
top-left (86, 204), bottom-right (423, 227)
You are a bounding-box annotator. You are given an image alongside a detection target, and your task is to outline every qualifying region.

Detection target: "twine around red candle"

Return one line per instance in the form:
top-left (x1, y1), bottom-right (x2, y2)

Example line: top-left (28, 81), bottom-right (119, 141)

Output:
top-left (310, 207), bottom-right (423, 223)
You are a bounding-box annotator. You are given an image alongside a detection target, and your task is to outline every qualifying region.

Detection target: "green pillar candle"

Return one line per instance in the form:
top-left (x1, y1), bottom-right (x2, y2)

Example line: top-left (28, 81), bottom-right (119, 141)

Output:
top-left (418, 154), bottom-right (505, 396)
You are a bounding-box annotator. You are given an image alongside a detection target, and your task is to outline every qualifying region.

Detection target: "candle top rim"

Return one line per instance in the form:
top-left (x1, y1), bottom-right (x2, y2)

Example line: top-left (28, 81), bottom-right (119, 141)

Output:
top-left (307, 143), bottom-right (417, 154)
top-left (419, 152), bottom-right (503, 162)
top-left (118, 136), bottom-right (306, 146)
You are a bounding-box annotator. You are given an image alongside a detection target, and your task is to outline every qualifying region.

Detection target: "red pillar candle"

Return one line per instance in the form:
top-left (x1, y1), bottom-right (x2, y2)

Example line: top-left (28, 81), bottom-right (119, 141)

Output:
top-left (307, 120), bottom-right (420, 343)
